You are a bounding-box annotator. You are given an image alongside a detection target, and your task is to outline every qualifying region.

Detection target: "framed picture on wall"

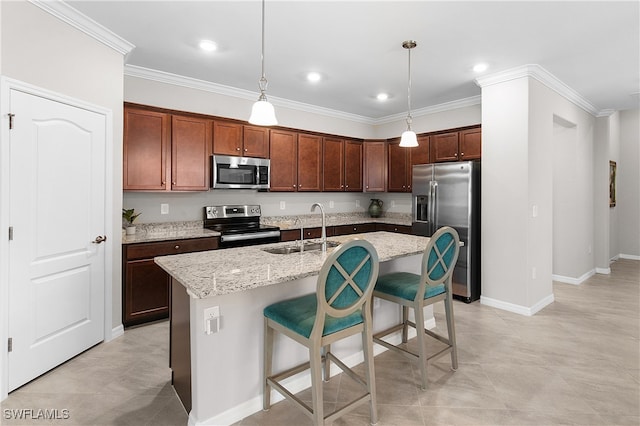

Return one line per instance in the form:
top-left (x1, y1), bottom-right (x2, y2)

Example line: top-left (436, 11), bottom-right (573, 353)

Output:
top-left (609, 160), bottom-right (617, 208)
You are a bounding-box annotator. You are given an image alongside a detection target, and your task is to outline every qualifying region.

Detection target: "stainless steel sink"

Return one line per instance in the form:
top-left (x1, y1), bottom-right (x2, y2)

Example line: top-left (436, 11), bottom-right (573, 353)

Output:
top-left (262, 240), bottom-right (340, 255)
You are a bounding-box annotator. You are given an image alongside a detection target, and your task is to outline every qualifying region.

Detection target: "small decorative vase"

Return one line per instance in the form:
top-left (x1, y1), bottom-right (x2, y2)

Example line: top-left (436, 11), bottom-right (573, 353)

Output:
top-left (125, 226), bottom-right (136, 235)
top-left (368, 199), bottom-right (383, 218)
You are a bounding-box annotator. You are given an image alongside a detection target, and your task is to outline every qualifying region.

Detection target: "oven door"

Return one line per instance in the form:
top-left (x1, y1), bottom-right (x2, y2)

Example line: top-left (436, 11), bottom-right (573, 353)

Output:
top-left (211, 155), bottom-right (270, 189)
top-left (219, 230), bottom-right (281, 248)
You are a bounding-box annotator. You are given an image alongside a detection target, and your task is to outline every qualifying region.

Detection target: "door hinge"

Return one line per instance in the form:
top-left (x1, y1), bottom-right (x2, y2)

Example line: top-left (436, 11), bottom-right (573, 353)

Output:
top-left (8, 113), bottom-right (15, 130)
top-left (8, 338), bottom-right (12, 353)
top-left (8, 226), bottom-right (13, 241)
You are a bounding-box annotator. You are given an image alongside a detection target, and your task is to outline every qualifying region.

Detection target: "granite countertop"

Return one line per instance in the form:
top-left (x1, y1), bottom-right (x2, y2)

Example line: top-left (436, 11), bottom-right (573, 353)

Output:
top-left (154, 231), bottom-right (429, 299)
top-left (122, 221), bottom-right (220, 244)
top-left (122, 213), bottom-right (411, 244)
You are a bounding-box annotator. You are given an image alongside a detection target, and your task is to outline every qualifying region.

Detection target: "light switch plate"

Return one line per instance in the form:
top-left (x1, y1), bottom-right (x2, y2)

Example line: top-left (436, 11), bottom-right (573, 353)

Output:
top-left (161, 203), bottom-right (169, 215)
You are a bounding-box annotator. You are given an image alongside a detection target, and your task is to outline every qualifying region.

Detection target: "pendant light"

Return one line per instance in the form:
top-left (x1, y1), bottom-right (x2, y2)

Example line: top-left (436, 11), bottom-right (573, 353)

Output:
top-left (249, 0), bottom-right (277, 126)
top-left (399, 40), bottom-right (418, 147)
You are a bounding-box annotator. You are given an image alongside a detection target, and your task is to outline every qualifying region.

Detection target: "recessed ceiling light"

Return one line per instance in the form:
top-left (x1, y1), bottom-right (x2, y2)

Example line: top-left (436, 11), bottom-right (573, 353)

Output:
top-left (306, 72), bottom-right (322, 83)
top-left (377, 93), bottom-right (389, 101)
top-left (199, 40), bottom-right (218, 52)
top-left (473, 63), bottom-right (488, 73)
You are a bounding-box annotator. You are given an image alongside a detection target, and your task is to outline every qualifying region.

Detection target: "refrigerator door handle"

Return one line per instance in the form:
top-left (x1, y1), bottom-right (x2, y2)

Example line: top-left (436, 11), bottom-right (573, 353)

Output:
top-left (430, 181), bottom-right (438, 235)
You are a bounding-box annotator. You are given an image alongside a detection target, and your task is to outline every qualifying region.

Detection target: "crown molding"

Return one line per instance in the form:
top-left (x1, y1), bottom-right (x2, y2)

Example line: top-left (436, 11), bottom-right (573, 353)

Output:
top-left (375, 96), bottom-right (482, 125)
top-left (475, 64), bottom-right (600, 116)
top-left (125, 65), bottom-right (480, 125)
top-left (29, 0), bottom-right (134, 56)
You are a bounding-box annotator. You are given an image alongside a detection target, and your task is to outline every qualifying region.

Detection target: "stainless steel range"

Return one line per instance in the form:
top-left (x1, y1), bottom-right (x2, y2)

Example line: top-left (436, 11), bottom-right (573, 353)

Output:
top-left (204, 205), bottom-right (280, 248)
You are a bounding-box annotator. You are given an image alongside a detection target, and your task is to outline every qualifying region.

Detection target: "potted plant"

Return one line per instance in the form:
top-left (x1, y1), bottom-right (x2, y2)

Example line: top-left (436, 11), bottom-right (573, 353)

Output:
top-left (122, 208), bottom-right (141, 235)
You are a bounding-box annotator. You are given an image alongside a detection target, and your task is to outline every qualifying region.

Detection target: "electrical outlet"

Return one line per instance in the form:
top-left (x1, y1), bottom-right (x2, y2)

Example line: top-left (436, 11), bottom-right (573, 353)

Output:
top-left (329, 200), bottom-right (334, 208)
top-left (391, 200), bottom-right (395, 208)
top-left (161, 203), bottom-right (169, 215)
top-left (374, 298), bottom-right (381, 308)
top-left (204, 306), bottom-right (220, 334)
top-left (356, 200), bottom-right (360, 208)
top-left (280, 201), bottom-right (286, 210)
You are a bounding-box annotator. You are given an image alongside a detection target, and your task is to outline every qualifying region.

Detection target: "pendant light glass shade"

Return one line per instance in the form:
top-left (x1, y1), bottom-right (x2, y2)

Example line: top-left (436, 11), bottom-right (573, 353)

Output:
top-left (399, 40), bottom-right (417, 147)
top-left (249, 0), bottom-right (277, 126)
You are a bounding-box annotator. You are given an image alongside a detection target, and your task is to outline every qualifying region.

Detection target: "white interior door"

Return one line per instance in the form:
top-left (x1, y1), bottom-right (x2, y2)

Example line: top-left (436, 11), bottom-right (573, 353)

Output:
top-left (7, 89), bottom-right (106, 391)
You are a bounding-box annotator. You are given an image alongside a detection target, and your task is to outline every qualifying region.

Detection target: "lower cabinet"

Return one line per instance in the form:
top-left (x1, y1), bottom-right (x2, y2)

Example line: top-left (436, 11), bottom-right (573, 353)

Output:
top-left (333, 223), bottom-right (377, 236)
top-left (122, 237), bottom-right (219, 327)
top-left (280, 222), bottom-right (411, 242)
top-left (375, 223), bottom-right (413, 234)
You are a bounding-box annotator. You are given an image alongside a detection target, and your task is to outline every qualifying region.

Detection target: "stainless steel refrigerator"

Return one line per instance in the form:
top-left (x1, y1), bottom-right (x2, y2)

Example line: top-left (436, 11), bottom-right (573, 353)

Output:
top-left (412, 161), bottom-right (480, 302)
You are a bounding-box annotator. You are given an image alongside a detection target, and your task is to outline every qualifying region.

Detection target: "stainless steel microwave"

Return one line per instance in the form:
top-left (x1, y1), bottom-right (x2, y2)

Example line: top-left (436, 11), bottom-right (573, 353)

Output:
top-left (211, 155), bottom-right (270, 189)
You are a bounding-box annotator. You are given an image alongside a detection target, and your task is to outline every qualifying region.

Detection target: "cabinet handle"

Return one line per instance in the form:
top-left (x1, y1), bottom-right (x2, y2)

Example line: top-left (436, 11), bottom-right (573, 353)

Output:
top-left (244, 148), bottom-right (248, 152)
top-left (236, 147), bottom-right (241, 151)
top-left (293, 184), bottom-right (297, 188)
top-left (353, 227), bottom-right (357, 231)
top-left (174, 245), bottom-right (180, 249)
top-left (345, 185), bottom-right (349, 188)
top-left (161, 181), bottom-right (166, 186)
top-left (172, 181), bottom-right (176, 185)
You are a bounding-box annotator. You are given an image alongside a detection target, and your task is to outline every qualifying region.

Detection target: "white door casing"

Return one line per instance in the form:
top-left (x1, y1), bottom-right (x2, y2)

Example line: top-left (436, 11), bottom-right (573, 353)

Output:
top-left (1, 82), bottom-right (109, 393)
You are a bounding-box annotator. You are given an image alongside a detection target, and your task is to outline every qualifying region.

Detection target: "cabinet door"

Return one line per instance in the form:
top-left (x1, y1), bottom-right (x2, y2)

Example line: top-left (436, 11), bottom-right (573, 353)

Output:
top-left (171, 115), bottom-right (212, 191)
top-left (364, 141), bottom-right (386, 192)
top-left (297, 133), bottom-right (323, 192)
top-left (124, 259), bottom-right (170, 326)
top-left (333, 223), bottom-right (376, 236)
top-left (243, 125), bottom-right (270, 158)
top-left (269, 129), bottom-right (298, 191)
top-left (412, 135), bottom-right (430, 166)
top-left (459, 128), bottom-right (481, 160)
top-left (344, 140), bottom-right (363, 192)
top-left (123, 107), bottom-right (170, 190)
top-left (323, 137), bottom-right (344, 191)
top-left (431, 132), bottom-right (460, 162)
top-left (387, 141), bottom-right (410, 192)
top-left (213, 120), bottom-right (243, 156)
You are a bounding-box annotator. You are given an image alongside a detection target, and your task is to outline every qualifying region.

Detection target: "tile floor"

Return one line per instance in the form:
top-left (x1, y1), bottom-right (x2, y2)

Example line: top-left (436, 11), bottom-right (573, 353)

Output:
top-left (2, 259), bottom-right (638, 425)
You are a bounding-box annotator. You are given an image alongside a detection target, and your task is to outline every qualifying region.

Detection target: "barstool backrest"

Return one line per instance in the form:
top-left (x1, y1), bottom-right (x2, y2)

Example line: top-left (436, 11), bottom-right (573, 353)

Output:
top-left (314, 239), bottom-right (379, 332)
top-left (421, 226), bottom-right (460, 289)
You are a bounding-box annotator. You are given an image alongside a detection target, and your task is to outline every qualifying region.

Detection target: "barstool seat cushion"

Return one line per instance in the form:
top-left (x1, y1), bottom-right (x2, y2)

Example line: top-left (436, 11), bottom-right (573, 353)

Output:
top-left (264, 293), bottom-right (363, 338)
top-left (375, 272), bottom-right (445, 301)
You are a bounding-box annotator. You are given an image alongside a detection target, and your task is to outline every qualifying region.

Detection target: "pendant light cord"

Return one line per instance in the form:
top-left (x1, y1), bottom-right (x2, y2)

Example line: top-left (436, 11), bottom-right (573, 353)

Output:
top-left (406, 45), bottom-right (412, 127)
top-left (258, 0), bottom-right (268, 94)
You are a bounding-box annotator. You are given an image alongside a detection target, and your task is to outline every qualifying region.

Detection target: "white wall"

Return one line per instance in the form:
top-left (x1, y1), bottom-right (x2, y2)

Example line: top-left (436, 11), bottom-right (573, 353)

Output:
top-left (618, 109), bottom-right (640, 258)
top-left (608, 112), bottom-right (621, 259)
top-left (0, 1), bottom-right (124, 331)
top-left (593, 115), bottom-right (612, 271)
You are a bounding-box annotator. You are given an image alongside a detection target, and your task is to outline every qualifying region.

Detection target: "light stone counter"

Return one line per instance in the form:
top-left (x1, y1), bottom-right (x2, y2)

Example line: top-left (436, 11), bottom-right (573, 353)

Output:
top-left (155, 231), bottom-right (429, 299)
top-left (261, 212), bottom-right (411, 230)
top-left (122, 220), bottom-right (220, 244)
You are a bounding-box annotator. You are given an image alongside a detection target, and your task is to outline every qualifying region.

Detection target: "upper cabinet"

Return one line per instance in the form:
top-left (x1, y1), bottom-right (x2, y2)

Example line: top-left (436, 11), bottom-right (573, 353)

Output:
top-left (387, 139), bottom-right (411, 193)
top-left (213, 121), bottom-right (269, 158)
top-left (269, 129), bottom-right (298, 192)
top-left (124, 105), bottom-right (212, 191)
top-left (364, 141), bottom-right (387, 192)
top-left (323, 138), bottom-right (363, 192)
top-left (296, 133), bottom-right (323, 192)
top-left (431, 126), bottom-right (481, 162)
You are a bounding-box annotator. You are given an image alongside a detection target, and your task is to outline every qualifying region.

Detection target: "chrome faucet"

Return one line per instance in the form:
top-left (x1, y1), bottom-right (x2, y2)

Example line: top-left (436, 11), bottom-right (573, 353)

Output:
top-left (293, 216), bottom-right (304, 251)
top-left (310, 203), bottom-right (327, 252)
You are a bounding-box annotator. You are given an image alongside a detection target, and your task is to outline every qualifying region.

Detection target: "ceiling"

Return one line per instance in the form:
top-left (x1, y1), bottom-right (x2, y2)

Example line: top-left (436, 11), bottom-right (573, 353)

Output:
top-left (67, 1), bottom-right (640, 119)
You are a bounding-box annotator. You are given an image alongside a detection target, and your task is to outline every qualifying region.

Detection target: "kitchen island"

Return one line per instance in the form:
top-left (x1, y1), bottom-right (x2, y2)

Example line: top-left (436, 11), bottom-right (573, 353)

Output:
top-left (155, 231), bottom-right (433, 426)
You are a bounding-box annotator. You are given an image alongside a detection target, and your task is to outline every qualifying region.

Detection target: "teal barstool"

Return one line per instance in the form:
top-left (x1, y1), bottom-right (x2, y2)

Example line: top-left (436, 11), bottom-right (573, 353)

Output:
top-left (263, 239), bottom-right (379, 425)
top-left (373, 226), bottom-right (460, 390)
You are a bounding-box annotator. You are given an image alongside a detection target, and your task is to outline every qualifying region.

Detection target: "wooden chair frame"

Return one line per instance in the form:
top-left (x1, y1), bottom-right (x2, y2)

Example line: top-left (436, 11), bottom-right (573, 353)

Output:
top-left (263, 239), bottom-right (380, 425)
top-left (372, 226), bottom-right (460, 390)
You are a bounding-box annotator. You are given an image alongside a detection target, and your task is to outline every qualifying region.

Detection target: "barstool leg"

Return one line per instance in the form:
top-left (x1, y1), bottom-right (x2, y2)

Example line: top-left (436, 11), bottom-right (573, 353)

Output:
top-left (414, 303), bottom-right (428, 390)
top-left (322, 344), bottom-right (331, 382)
top-left (263, 319), bottom-right (274, 410)
top-left (401, 305), bottom-right (409, 343)
top-left (362, 312), bottom-right (378, 425)
top-left (309, 342), bottom-right (324, 425)
top-left (444, 285), bottom-right (458, 370)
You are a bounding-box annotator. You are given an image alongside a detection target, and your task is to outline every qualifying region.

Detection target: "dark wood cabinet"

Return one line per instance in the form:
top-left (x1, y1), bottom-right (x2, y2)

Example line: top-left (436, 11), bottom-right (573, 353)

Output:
top-left (124, 105), bottom-right (212, 191)
top-left (387, 139), bottom-right (411, 193)
top-left (213, 121), bottom-right (269, 158)
top-left (123, 107), bottom-right (171, 191)
top-left (344, 140), bottom-right (363, 192)
top-left (364, 141), bottom-right (387, 192)
top-left (412, 135), bottom-right (430, 166)
top-left (269, 129), bottom-right (298, 191)
top-left (297, 133), bottom-right (323, 191)
top-left (323, 137), bottom-right (345, 192)
top-left (323, 138), bottom-right (363, 192)
top-left (375, 223), bottom-right (413, 234)
top-left (431, 127), bottom-right (481, 162)
top-left (459, 128), bottom-right (482, 160)
top-left (333, 223), bottom-right (376, 235)
top-left (171, 115), bottom-right (212, 191)
top-left (122, 237), bottom-right (219, 327)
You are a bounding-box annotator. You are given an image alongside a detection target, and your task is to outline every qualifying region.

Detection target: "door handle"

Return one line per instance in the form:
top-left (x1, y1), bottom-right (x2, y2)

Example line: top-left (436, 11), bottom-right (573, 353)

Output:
top-left (92, 235), bottom-right (107, 244)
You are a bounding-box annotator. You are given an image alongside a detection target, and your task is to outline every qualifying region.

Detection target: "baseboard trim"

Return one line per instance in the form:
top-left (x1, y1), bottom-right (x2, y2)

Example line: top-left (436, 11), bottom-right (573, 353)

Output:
top-left (620, 254), bottom-right (640, 261)
top-left (595, 267), bottom-right (611, 275)
top-left (108, 324), bottom-right (124, 341)
top-left (552, 269), bottom-right (595, 285)
top-left (480, 293), bottom-right (555, 316)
